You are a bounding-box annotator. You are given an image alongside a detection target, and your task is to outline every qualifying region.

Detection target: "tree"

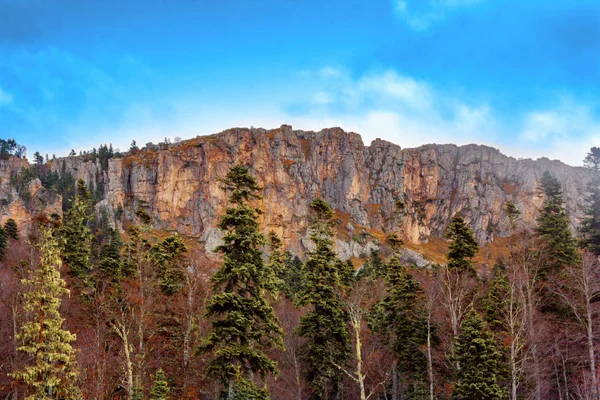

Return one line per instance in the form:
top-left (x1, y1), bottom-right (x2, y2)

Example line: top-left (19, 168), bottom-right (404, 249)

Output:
top-left (69, 149), bottom-right (76, 157)
top-left (10, 227), bottom-right (80, 399)
top-left (296, 198), bottom-right (351, 400)
top-left (98, 227), bottom-right (123, 279)
top-left (59, 179), bottom-right (93, 282)
top-left (369, 254), bottom-right (429, 399)
top-left (584, 147), bottom-right (600, 171)
top-left (453, 309), bottom-right (504, 400)
top-left (198, 165), bottom-right (283, 399)
top-left (150, 235), bottom-right (187, 295)
top-left (130, 140), bottom-right (139, 152)
top-left (444, 215), bottom-right (479, 275)
top-left (5, 218), bottom-right (18, 240)
top-left (0, 226), bottom-right (7, 261)
top-left (33, 152), bottom-right (44, 165)
top-left (150, 369), bottom-right (170, 400)
top-left (536, 171), bottom-right (579, 277)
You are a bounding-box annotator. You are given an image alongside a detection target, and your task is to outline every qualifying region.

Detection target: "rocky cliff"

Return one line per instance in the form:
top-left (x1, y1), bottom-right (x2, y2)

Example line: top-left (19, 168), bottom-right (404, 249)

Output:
top-left (0, 125), bottom-right (595, 260)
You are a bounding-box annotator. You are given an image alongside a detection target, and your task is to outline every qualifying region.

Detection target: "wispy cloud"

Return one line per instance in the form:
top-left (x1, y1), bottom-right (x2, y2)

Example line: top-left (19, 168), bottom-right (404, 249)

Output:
top-left (282, 66), bottom-right (599, 166)
top-left (394, 0), bottom-right (483, 30)
top-left (0, 87), bottom-right (13, 106)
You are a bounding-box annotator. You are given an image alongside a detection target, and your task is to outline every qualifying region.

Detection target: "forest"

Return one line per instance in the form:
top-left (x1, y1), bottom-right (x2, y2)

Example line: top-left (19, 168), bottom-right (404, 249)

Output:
top-left (1, 145), bottom-right (600, 400)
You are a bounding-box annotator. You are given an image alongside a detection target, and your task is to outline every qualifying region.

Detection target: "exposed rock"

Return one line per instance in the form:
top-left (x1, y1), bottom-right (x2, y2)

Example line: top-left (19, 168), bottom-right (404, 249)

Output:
top-left (2, 126), bottom-right (596, 260)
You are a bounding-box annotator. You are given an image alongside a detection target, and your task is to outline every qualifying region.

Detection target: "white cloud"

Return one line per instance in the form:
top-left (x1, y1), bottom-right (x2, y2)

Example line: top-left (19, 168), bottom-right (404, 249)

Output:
top-left (0, 87), bottom-right (13, 106)
top-left (394, 0), bottom-right (484, 30)
top-left (281, 67), bottom-right (599, 167)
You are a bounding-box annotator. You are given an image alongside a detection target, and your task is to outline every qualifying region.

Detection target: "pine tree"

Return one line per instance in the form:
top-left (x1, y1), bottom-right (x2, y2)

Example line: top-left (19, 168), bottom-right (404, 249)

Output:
top-left (10, 227), bottom-right (80, 399)
top-left (536, 171), bottom-right (579, 276)
top-left (453, 309), bottom-right (504, 400)
top-left (357, 248), bottom-right (386, 281)
top-left (580, 148), bottom-right (600, 255)
top-left (265, 231), bottom-right (286, 295)
top-left (59, 179), bottom-right (93, 281)
top-left (198, 165), bottom-right (283, 399)
top-left (4, 218), bottom-right (18, 240)
top-left (150, 369), bottom-right (170, 400)
top-left (369, 253), bottom-right (429, 397)
top-left (279, 251), bottom-right (304, 304)
top-left (296, 198), bottom-right (351, 399)
top-left (445, 215), bottom-right (479, 275)
top-left (482, 266), bottom-right (510, 334)
top-left (98, 227), bottom-right (123, 279)
top-left (0, 225), bottom-right (7, 261)
top-left (150, 235), bottom-right (187, 295)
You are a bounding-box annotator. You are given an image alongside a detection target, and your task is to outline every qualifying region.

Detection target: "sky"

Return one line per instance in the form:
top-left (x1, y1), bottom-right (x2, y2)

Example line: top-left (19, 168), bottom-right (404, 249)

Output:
top-left (0, 0), bottom-right (599, 166)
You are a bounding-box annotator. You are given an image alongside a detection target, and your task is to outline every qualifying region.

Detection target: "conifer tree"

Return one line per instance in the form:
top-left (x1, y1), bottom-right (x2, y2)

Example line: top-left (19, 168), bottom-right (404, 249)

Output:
top-left (198, 165), bottom-right (283, 399)
top-left (279, 251), bottom-right (304, 303)
top-left (580, 149), bottom-right (600, 255)
top-left (150, 235), bottom-right (187, 295)
top-left (265, 231), bottom-right (286, 295)
top-left (369, 249), bottom-right (429, 398)
top-left (10, 227), bottom-right (80, 399)
top-left (98, 227), bottom-right (123, 279)
top-left (536, 171), bottom-right (579, 276)
top-left (453, 309), bottom-right (504, 400)
top-left (59, 179), bottom-right (93, 281)
top-left (296, 198), bottom-right (350, 400)
top-left (150, 369), bottom-right (170, 400)
top-left (0, 225), bottom-right (7, 261)
top-left (445, 215), bottom-right (479, 275)
top-left (4, 218), bottom-right (18, 240)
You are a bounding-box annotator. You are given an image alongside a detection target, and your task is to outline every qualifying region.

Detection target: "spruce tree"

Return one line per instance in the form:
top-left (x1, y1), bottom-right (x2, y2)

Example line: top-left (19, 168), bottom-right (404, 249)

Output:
top-left (265, 231), bottom-right (286, 295)
top-left (98, 227), bottom-right (123, 279)
top-left (536, 171), bottom-right (579, 276)
top-left (278, 251), bottom-right (304, 304)
top-left (198, 165), bottom-right (283, 399)
top-left (453, 309), bottom-right (504, 400)
top-left (580, 148), bottom-right (600, 255)
top-left (445, 215), bottom-right (479, 275)
top-left (150, 369), bottom-right (170, 400)
top-left (4, 218), bottom-right (18, 240)
top-left (59, 179), bottom-right (93, 281)
top-left (10, 227), bottom-right (80, 399)
top-left (296, 198), bottom-right (350, 400)
top-left (369, 252), bottom-right (429, 397)
top-left (0, 225), bottom-right (7, 261)
top-left (150, 235), bottom-right (187, 295)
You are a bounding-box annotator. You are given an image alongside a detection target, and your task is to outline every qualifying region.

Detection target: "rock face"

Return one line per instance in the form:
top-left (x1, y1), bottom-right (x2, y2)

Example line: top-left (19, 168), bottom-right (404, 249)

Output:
top-left (1, 125), bottom-right (596, 257)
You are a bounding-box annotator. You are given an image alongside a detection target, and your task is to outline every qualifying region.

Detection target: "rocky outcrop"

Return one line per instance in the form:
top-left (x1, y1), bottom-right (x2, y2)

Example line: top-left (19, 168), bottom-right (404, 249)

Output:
top-left (1, 125), bottom-right (596, 258)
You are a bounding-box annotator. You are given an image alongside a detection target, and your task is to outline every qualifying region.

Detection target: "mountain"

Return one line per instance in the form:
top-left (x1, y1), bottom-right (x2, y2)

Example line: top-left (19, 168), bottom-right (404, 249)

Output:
top-left (0, 125), bottom-right (594, 264)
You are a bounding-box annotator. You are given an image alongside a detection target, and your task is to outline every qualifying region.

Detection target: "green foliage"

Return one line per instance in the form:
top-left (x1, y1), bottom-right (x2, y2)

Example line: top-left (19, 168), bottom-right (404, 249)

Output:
top-left (198, 165), bottom-right (283, 397)
top-left (59, 179), bottom-right (93, 281)
top-left (150, 235), bottom-right (187, 295)
top-left (445, 215), bottom-right (479, 275)
top-left (278, 252), bottom-right (304, 303)
top-left (5, 218), bottom-right (19, 240)
top-left (482, 268), bottom-right (510, 333)
top-left (98, 227), bottom-right (123, 279)
top-left (230, 378), bottom-right (269, 400)
top-left (135, 206), bottom-right (152, 225)
top-left (579, 177), bottom-right (600, 256)
top-left (150, 369), bottom-right (170, 400)
top-left (504, 202), bottom-right (520, 231)
top-left (583, 147), bottom-right (600, 171)
top-left (265, 231), bottom-right (286, 295)
top-left (0, 226), bottom-right (7, 261)
top-left (453, 309), bottom-right (504, 400)
top-left (357, 248), bottom-right (386, 280)
top-left (536, 171), bottom-right (579, 276)
top-left (369, 255), bottom-right (430, 395)
top-left (296, 198), bottom-right (351, 399)
top-left (10, 227), bottom-right (81, 400)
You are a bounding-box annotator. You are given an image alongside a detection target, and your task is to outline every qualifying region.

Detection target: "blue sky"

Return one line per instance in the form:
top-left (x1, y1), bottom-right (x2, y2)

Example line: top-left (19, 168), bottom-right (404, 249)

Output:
top-left (0, 0), bottom-right (599, 165)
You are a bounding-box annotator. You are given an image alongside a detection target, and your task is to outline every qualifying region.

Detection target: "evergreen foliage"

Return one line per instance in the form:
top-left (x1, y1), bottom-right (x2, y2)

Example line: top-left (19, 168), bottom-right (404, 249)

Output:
top-left (536, 171), bottom-right (579, 276)
top-left (453, 309), bottom-right (504, 400)
top-left (482, 267), bottom-right (510, 333)
top-left (445, 215), bottom-right (479, 275)
top-left (98, 227), bottom-right (123, 279)
top-left (5, 218), bottom-right (18, 240)
top-left (504, 202), bottom-right (520, 231)
top-left (278, 252), bottom-right (304, 303)
top-left (150, 369), bottom-right (170, 400)
top-left (583, 147), bottom-right (600, 171)
top-left (198, 165), bottom-right (283, 398)
top-left (59, 179), bottom-right (93, 281)
top-left (357, 248), bottom-right (386, 280)
top-left (0, 226), bottom-right (7, 261)
top-left (10, 227), bottom-right (80, 399)
top-left (265, 231), bottom-right (286, 295)
top-left (369, 254), bottom-right (430, 396)
top-left (580, 149), bottom-right (600, 255)
top-left (150, 235), bottom-right (187, 295)
top-left (296, 198), bottom-right (351, 399)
